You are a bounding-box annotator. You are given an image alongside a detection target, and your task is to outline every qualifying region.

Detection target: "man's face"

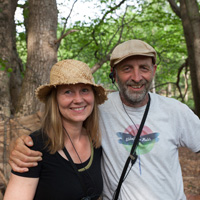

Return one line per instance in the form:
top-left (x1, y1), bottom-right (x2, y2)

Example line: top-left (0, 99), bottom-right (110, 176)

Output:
top-left (115, 55), bottom-right (157, 107)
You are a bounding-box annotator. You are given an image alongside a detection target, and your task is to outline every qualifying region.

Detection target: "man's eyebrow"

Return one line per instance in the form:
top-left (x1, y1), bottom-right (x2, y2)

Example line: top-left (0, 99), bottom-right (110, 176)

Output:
top-left (139, 63), bottom-right (151, 67)
top-left (117, 63), bottom-right (131, 69)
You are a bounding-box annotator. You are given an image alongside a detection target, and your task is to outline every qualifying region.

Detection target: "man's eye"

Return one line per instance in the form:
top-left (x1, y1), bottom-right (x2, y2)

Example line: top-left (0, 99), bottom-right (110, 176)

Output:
top-left (123, 67), bottom-right (131, 72)
top-left (141, 66), bottom-right (150, 71)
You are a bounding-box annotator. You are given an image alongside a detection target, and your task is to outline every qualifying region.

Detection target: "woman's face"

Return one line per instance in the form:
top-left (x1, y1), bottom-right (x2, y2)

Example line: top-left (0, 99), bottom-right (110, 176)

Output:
top-left (57, 83), bottom-right (95, 125)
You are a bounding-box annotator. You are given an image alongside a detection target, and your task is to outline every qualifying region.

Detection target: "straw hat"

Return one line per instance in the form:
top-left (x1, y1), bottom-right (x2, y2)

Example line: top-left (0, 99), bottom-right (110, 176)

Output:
top-left (36, 59), bottom-right (107, 104)
top-left (110, 39), bottom-right (157, 68)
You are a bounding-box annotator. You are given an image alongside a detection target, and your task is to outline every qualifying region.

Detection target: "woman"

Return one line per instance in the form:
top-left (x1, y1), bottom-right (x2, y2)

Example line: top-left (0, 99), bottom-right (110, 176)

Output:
top-left (4, 59), bottom-right (107, 200)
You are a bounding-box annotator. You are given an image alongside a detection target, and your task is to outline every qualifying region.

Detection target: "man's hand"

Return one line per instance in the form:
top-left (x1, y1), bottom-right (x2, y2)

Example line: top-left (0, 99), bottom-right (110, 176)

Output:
top-left (9, 135), bottom-right (42, 173)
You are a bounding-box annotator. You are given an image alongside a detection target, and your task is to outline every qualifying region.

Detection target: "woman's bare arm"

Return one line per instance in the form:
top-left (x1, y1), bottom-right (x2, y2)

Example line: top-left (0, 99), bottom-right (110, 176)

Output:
top-left (3, 174), bottom-right (39, 200)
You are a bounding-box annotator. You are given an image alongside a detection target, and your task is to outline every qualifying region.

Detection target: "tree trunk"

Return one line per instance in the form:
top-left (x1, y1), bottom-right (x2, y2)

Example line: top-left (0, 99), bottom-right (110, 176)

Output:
top-left (180, 0), bottom-right (200, 117)
top-left (16, 0), bottom-right (58, 116)
top-left (168, 0), bottom-right (200, 117)
top-left (0, 0), bottom-right (22, 119)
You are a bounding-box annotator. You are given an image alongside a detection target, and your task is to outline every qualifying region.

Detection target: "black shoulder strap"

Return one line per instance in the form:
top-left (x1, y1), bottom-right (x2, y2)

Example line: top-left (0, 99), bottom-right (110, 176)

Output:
top-left (130, 94), bottom-right (151, 156)
top-left (113, 94), bottom-right (151, 200)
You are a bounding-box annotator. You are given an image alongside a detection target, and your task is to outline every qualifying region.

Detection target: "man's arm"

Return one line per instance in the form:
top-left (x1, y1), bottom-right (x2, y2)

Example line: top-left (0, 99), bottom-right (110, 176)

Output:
top-left (9, 135), bottom-right (43, 173)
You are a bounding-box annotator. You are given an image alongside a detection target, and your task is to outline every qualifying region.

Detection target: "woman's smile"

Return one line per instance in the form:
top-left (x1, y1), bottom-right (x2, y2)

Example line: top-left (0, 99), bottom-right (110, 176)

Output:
top-left (57, 84), bottom-right (95, 124)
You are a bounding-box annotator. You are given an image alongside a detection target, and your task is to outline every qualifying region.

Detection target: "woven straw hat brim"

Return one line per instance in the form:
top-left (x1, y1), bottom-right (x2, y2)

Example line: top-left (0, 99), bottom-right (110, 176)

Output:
top-left (35, 82), bottom-right (107, 105)
top-left (35, 59), bottom-right (107, 105)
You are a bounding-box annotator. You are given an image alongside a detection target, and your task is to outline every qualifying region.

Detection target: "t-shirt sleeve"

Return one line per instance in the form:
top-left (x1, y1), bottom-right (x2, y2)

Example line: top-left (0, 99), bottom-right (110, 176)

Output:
top-left (11, 130), bottom-right (45, 178)
top-left (178, 104), bottom-right (200, 153)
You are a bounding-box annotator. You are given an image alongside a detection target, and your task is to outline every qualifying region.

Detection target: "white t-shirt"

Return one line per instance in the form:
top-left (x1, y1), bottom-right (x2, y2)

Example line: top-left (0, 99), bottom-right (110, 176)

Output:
top-left (99, 92), bottom-right (200, 200)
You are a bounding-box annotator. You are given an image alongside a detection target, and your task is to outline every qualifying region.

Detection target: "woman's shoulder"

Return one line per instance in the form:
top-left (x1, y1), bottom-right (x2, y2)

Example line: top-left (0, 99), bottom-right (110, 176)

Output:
top-left (29, 129), bottom-right (47, 151)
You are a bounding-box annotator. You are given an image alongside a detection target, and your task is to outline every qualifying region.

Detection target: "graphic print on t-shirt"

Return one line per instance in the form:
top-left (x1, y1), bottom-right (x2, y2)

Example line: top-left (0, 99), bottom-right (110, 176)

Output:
top-left (117, 125), bottom-right (159, 155)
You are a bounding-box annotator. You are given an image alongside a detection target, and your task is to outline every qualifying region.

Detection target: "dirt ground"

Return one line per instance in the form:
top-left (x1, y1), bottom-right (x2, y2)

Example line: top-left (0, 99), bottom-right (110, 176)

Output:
top-left (179, 147), bottom-right (200, 199)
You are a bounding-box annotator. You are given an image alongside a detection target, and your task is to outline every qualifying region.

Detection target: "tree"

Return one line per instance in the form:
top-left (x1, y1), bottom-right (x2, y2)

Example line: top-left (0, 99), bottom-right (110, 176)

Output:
top-left (0, 0), bottom-right (22, 119)
top-left (0, 0), bottom-right (199, 195)
top-left (15, 0), bottom-right (58, 116)
top-left (1, 0), bottom-right (199, 117)
top-left (168, 0), bottom-right (200, 117)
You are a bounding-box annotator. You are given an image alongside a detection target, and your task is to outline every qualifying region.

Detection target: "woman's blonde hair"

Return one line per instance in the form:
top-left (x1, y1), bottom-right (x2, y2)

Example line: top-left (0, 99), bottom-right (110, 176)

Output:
top-left (41, 87), bottom-right (101, 154)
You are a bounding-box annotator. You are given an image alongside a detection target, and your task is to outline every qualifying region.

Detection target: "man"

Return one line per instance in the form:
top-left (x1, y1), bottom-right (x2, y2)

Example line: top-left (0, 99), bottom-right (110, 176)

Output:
top-left (9, 40), bottom-right (200, 199)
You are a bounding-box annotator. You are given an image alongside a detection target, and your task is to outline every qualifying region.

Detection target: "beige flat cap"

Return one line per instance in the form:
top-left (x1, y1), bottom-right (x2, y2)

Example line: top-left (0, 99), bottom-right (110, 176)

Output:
top-left (110, 39), bottom-right (157, 67)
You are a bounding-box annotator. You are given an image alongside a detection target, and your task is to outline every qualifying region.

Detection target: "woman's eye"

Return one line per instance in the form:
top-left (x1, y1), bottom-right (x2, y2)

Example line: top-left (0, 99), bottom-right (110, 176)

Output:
top-left (82, 88), bottom-right (89, 93)
top-left (64, 90), bottom-right (71, 94)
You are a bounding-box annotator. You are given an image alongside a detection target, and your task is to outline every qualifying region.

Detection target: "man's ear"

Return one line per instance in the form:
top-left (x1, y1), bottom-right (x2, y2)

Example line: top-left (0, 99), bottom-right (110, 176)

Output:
top-left (153, 64), bottom-right (157, 76)
top-left (113, 68), bottom-right (117, 83)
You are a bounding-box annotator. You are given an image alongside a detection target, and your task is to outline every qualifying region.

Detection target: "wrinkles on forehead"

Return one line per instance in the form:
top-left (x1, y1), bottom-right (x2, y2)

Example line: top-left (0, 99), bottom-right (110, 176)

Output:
top-left (115, 55), bottom-right (154, 69)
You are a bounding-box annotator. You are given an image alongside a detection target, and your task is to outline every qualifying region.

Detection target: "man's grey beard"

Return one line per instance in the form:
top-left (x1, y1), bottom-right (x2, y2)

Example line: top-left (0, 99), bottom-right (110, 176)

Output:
top-left (116, 74), bottom-right (152, 106)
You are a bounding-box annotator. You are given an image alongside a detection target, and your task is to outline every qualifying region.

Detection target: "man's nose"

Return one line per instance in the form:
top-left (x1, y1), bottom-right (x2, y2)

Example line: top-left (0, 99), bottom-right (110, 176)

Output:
top-left (130, 68), bottom-right (142, 82)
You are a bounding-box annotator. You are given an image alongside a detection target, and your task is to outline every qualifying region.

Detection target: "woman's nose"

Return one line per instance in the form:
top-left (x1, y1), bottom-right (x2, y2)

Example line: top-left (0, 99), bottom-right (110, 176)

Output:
top-left (73, 92), bottom-right (83, 103)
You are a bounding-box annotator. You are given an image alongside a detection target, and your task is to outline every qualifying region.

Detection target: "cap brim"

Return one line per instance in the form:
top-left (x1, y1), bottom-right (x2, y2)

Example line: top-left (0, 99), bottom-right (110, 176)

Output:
top-left (111, 52), bottom-right (156, 67)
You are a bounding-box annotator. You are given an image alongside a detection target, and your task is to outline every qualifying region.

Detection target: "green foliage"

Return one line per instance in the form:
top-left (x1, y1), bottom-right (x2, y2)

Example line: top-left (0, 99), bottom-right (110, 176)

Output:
top-left (15, 0), bottom-right (196, 108)
top-left (0, 58), bottom-right (7, 71)
top-left (16, 34), bottom-right (27, 69)
top-left (7, 68), bottom-right (13, 73)
top-left (0, 58), bottom-right (13, 77)
top-left (58, 0), bottom-right (188, 92)
top-left (15, 1), bottom-right (27, 74)
top-left (23, 5), bottom-right (29, 20)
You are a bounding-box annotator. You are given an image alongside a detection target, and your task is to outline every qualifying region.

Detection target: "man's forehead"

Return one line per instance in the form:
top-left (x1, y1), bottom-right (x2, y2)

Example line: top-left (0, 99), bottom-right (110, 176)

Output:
top-left (116, 55), bottom-right (153, 67)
